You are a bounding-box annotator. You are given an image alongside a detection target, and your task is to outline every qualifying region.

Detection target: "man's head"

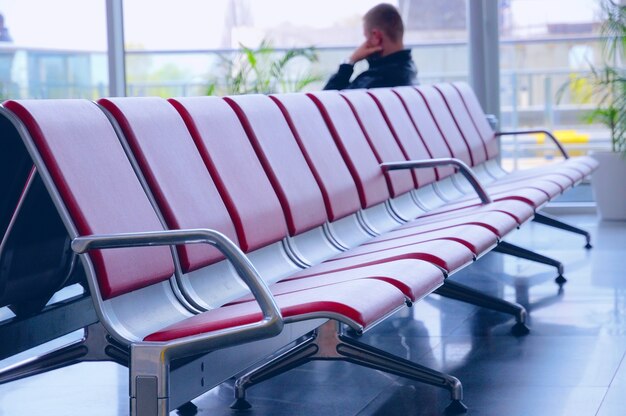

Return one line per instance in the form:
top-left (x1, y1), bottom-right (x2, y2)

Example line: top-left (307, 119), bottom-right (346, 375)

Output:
top-left (362, 3), bottom-right (404, 55)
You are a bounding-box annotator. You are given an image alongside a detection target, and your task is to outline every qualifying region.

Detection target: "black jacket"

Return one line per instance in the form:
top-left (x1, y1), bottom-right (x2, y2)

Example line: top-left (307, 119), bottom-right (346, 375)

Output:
top-left (323, 49), bottom-right (417, 90)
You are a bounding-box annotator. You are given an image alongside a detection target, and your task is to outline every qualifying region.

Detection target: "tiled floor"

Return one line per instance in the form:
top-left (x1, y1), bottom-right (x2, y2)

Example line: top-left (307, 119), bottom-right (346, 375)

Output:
top-left (0, 214), bottom-right (624, 415)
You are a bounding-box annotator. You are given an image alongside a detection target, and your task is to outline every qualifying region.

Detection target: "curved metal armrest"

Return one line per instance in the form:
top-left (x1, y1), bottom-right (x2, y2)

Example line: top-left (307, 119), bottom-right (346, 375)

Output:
top-left (496, 129), bottom-right (569, 159)
top-left (72, 229), bottom-right (284, 358)
top-left (381, 158), bottom-right (492, 204)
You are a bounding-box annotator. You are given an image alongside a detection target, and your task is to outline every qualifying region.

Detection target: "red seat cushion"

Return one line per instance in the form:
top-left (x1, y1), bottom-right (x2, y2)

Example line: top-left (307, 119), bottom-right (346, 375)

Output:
top-left (434, 83), bottom-right (494, 162)
top-left (366, 88), bottom-right (438, 188)
top-left (295, 239), bottom-right (474, 277)
top-left (486, 179), bottom-right (562, 199)
top-left (392, 87), bottom-right (456, 180)
top-left (230, 259), bottom-right (445, 304)
top-left (372, 211), bottom-right (519, 240)
top-left (444, 187), bottom-right (551, 210)
top-left (307, 91), bottom-right (391, 208)
top-left (339, 90), bottom-right (416, 197)
top-left (5, 99), bottom-right (175, 300)
top-left (144, 279), bottom-right (408, 341)
top-left (271, 93), bottom-right (362, 222)
top-left (350, 224), bottom-right (498, 256)
top-left (224, 95), bottom-right (328, 236)
top-left (170, 97), bottom-right (289, 252)
top-left (414, 85), bottom-right (476, 166)
top-left (416, 199), bottom-right (535, 227)
top-left (99, 97), bottom-right (239, 273)
top-left (451, 82), bottom-right (500, 159)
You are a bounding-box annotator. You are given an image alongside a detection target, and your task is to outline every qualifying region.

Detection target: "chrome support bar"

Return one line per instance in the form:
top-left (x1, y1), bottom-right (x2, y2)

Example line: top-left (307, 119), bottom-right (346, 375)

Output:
top-left (381, 158), bottom-right (492, 204)
top-left (72, 228), bottom-right (284, 351)
top-left (496, 129), bottom-right (570, 159)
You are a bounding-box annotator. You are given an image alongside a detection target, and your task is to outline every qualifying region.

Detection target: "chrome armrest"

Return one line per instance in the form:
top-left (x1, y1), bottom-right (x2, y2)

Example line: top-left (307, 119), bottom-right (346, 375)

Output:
top-left (496, 129), bottom-right (569, 159)
top-left (72, 228), bottom-right (284, 358)
top-left (381, 158), bottom-right (492, 204)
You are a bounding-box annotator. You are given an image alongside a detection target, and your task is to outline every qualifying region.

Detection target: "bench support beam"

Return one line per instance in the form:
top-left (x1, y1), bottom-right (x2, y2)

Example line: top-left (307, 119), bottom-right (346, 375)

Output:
top-left (0, 321), bottom-right (128, 385)
top-left (435, 280), bottom-right (529, 336)
top-left (494, 241), bottom-right (566, 285)
top-left (533, 212), bottom-right (592, 249)
top-left (231, 321), bottom-right (467, 413)
top-left (0, 294), bottom-right (97, 361)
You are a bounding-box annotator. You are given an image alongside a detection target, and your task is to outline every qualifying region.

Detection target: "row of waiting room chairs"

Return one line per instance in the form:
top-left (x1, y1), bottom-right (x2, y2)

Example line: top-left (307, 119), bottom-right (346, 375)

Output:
top-left (0, 83), bottom-right (597, 415)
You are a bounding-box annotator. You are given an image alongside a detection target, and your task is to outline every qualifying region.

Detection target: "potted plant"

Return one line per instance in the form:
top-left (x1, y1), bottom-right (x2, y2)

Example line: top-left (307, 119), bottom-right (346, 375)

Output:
top-left (588, 1), bottom-right (626, 220)
top-left (561, 1), bottom-right (625, 219)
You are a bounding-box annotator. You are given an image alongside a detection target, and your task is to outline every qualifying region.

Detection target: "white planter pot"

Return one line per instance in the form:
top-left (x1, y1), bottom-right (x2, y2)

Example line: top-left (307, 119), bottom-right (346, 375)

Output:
top-left (591, 151), bottom-right (626, 221)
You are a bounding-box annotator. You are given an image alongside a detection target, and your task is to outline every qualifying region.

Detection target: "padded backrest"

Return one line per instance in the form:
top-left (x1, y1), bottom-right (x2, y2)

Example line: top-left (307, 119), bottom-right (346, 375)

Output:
top-left (452, 82), bottom-right (499, 158)
top-left (366, 88), bottom-right (438, 187)
top-left (4, 100), bottom-right (175, 300)
top-left (224, 95), bottom-right (328, 236)
top-left (306, 91), bottom-right (390, 208)
top-left (391, 87), bottom-right (455, 179)
top-left (99, 97), bottom-right (238, 273)
top-left (170, 97), bottom-right (289, 252)
top-left (339, 90), bottom-right (416, 198)
top-left (414, 85), bottom-right (475, 166)
top-left (270, 93), bottom-right (361, 222)
top-left (434, 83), bottom-right (495, 162)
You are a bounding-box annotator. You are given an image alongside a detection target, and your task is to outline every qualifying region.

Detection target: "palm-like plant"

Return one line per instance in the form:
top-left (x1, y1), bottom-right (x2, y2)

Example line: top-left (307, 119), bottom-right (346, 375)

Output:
top-left (592, 0), bottom-right (625, 154)
top-left (559, 0), bottom-right (625, 154)
top-left (207, 40), bottom-right (321, 95)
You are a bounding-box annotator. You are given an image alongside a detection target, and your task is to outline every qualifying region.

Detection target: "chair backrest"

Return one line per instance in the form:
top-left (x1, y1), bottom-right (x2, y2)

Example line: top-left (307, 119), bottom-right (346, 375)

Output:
top-left (339, 90), bottom-right (416, 198)
top-left (224, 94), bottom-right (328, 236)
top-left (434, 83), bottom-right (498, 161)
top-left (270, 93), bottom-right (361, 222)
top-left (414, 85), bottom-right (477, 166)
top-left (4, 100), bottom-right (175, 300)
top-left (391, 87), bottom-right (455, 180)
top-left (365, 88), bottom-right (438, 188)
top-left (306, 91), bottom-right (391, 209)
top-left (99, 97), bottom-right (238, 273)
top-left (452, 82), bottom-right (499, 159)
top-left (170, 96), bottom-right (289, 252)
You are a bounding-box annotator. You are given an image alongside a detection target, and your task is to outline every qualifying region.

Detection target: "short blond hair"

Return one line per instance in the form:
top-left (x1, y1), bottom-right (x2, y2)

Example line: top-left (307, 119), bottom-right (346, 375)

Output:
top-left (363, 3), bottom-right (404, 43)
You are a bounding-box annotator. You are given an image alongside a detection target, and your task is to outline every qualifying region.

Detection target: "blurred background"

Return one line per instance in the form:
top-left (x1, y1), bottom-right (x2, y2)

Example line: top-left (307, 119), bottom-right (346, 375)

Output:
top-left (0, 0), bottom-right (613, 201)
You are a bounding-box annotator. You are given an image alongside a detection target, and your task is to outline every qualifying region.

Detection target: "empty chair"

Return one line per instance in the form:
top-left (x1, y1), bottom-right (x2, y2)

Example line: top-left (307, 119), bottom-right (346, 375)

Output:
top-left (104, 95), bottom-right (471, 412)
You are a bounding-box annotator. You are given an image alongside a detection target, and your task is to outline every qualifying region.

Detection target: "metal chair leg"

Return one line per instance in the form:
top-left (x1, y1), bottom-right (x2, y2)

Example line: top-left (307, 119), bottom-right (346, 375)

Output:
top-left (231, 321), bottom-right (467, 413)
top-left (435, 280), bottom-right (529, 336)
top-left (0, 322), bottom-right (128, 384)
top-left (231, 335), bottom-right (319, 410)
top-left (494, 241), bottom-right (565, 285)
top-left (335, 334), bottom-right (466, 413)
top-left (130, 344), bottom-right (170, 416)
top-left (533, 212), bottom-right (592, 249)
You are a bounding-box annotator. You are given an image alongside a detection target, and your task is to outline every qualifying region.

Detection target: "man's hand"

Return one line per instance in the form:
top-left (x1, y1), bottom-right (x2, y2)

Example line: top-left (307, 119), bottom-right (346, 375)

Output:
top-left (348, 41), bottom-right (383, 64)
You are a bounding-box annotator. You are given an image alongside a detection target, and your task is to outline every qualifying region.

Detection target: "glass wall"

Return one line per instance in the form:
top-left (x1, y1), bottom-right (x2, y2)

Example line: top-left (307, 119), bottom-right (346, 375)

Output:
top-left (498, 0), bottom-right (608, 183)
top-left (0, 0), bottom-right (108, 99)
top-left (0, 0), bottom-right (610, 204)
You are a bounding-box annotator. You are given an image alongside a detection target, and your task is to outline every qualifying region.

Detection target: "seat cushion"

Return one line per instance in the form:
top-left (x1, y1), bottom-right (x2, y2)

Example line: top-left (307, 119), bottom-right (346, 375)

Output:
top-left (332, 224), bottom-right (498, 257)
top-left (448, 186), bottom-right (551, 210)
top-left (231, 259), bottom-right (445, 304)
top-left (294, 239), bottom-right (474, 277)
top-left (144, 279), bottom-right (408, 341)
top-left (418, 199), bottom-right (535, 225)
top-left (486, 179), bottom-right (562, 199)
top-left (379, 211), bottom-right (519, 239)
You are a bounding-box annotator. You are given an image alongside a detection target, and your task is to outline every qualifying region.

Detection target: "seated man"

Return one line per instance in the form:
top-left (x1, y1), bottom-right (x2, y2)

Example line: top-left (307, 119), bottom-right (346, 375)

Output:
top-left (324, 3), bottom-right (417, 90)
